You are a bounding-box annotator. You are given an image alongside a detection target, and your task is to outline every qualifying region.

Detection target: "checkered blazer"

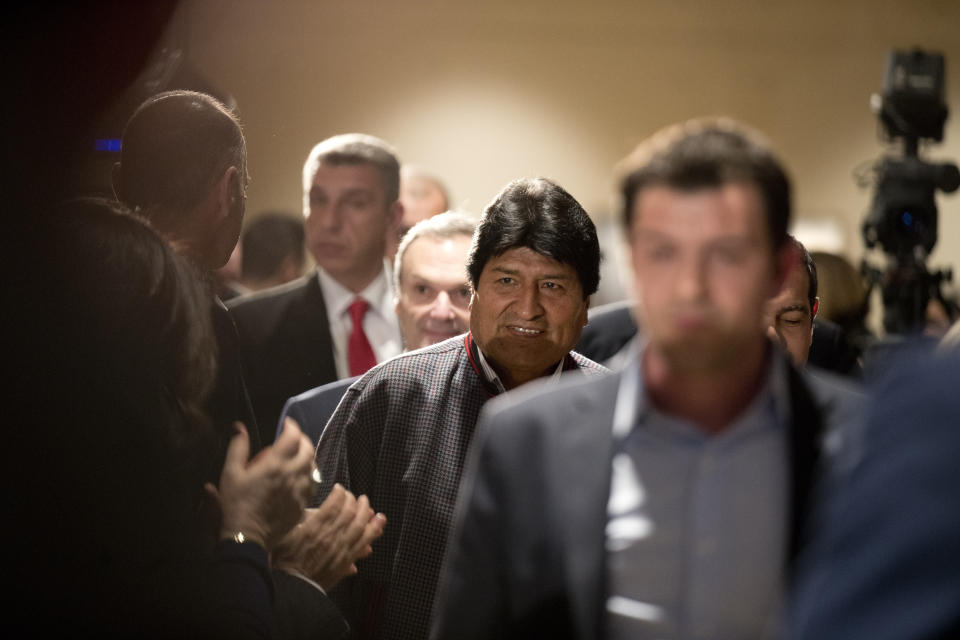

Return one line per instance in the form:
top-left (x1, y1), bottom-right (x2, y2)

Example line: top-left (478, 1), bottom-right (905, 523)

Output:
top-left (314, 333), bottom-right (607, 640)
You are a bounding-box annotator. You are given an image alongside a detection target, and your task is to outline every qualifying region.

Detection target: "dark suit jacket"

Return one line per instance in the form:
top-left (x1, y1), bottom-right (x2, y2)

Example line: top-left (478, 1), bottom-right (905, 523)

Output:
top-left (209, 298), bottom-right (261, 457)
top-left (575, 301), bottom-right (638, 365)
top-left (432, 355), bottom-right (864, 640)
top-left (279, 376), bottom-right (359, 446)
top-left (577, 300), bottom-right (863, 377)
top-left (227, 275), bottom-right (338, 447)
top-left (273, 570), bottom-right (350, 640)
top-left (787, 346), bottom-right (960, 639)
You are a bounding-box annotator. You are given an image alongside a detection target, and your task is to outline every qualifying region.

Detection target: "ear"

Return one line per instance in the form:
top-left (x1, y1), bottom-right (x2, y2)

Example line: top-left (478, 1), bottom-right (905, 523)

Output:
top-left (811, 297), bottom-right (820, 318)
top-left (214, 166), bottom-right (242, 222)
top-left (582, 295), bottom-right (592, 327)
top-left (111, 162), bottom-right (122, 201)
top-left (388, 199), bottom-right (404, 231)
top-left (467, 283), bottom-right (477, 312)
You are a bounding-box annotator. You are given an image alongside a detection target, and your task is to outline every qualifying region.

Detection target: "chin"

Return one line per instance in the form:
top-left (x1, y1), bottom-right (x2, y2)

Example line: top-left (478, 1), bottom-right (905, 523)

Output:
top-left (417, 331), bottom-right (456, 348)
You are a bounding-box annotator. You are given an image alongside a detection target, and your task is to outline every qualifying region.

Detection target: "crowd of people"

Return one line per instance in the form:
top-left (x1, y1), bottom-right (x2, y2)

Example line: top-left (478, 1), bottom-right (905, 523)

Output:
top-left (10, 87), bottom-right (960, 640)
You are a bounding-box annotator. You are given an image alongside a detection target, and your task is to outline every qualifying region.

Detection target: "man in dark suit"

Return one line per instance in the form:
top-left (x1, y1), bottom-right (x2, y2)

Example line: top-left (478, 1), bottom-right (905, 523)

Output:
top-left (787, 345), bottom-right (960, 639)
top-left (432, 120), bottom-right (864, 639)
top-left (228, 134), bottom-right (404, 446)
top-left (114, 90), bottom-right (257, 455)
top-left (280, 211), bottom-right (476, 444)
top-left (114, 91), bottom-right (382, 639)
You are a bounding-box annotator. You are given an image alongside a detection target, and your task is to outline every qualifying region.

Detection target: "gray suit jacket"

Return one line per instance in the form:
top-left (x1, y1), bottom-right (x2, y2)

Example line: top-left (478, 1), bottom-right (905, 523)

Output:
top-left (432, 356), bottom-right (863, 640)
top-left (279, 376), bottom-right (359, 445)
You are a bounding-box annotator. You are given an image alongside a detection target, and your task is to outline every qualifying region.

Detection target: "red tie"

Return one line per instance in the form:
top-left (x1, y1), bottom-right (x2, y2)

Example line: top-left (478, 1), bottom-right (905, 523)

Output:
top-left (347, 298), bottom-right (377, 376)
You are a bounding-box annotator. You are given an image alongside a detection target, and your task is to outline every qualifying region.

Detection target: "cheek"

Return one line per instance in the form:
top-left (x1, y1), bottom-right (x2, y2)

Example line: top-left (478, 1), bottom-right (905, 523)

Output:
top-left (304, 211), bottom-right (323, 236)
top-left (712, 269), bottom-right (770, 310)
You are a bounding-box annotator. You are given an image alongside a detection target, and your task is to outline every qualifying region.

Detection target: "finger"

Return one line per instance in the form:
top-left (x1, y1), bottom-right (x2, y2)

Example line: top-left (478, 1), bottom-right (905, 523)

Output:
top-left (353, 544), bottom-right (374, 560)
top-left (273, 417), bottom-right (304, 458)
top-left (222, 422), bottom-right (250, 473)
top-left (295, 435), bottom-right (316, 476)
top-left (355, 512), bottom-right (387, 554)
top-left (344, 495), bottom-right (374, 546)
top-left (203, 482), bottom-right (220, 501)
top-left (332, 491), bottom-right (359, 531)
top-left (294, 474), bottom-right (314, 509)
top-left (316, 484), bottom-right (347, 521)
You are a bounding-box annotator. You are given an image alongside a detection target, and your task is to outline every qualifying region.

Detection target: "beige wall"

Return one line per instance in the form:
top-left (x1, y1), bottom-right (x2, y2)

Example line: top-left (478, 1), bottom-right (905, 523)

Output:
top-left (173, 0), bottom-right (960, 308)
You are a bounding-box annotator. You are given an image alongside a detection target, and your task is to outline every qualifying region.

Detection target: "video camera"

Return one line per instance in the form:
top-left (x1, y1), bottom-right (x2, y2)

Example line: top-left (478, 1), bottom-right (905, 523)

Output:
top-left (862, 48), bottom-right (960, 335)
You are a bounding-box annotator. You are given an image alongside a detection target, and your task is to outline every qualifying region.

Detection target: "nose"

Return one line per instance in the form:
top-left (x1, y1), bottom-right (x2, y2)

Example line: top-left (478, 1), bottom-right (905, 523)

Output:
top-left (429, 291), bottom-right (455, 320)
top-left (513, 283), bottom-right (545, 319)
top-left (310, 202), bottom-right (342, 232)
top-left (676, 254), bottom-right (707, 302)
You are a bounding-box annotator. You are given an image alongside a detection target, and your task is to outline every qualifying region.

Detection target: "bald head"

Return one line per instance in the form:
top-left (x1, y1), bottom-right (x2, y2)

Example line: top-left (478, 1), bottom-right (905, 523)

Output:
top-left (115, 90), bottom-right (247, 269)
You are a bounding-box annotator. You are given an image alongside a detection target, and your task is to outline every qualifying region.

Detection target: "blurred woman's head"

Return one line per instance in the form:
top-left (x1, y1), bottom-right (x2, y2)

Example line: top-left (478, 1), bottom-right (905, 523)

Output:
top-left (14, 197), bottom-right (220, 631)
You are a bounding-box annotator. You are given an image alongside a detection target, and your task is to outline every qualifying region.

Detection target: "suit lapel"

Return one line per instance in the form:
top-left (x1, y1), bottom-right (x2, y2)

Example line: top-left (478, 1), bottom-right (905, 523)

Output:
top-left (285, 275), bottom-right (338, 384)
top-left (785, 365), bottom-right (825, 569)
top-left (550, 374), bottom-right (619, 640)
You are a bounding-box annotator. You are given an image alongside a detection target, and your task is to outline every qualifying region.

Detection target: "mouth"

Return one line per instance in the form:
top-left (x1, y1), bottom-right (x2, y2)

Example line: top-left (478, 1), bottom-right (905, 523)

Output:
top-left (672, 314), bottom-right (713, 332)
top-left (506, 325), bottom-right (545, 337)
top-left (313, 242), bottom-right (345, 255)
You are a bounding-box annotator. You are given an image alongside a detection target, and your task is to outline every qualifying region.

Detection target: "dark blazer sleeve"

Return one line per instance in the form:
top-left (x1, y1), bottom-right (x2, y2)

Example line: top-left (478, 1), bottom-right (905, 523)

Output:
top-left (787, 348), bottom-right (960, 639)
top-left (278, 377), bottom-right (359, 446)
top-left (209, 541), bottom-right (277, 639)
top-left (575, 302), bottom-right (638, 364)
top-left (272, 570), bottom-right (350, 640)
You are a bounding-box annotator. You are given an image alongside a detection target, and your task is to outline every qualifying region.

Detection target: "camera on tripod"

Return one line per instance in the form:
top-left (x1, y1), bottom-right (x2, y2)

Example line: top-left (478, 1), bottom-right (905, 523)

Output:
top-left (862, 48), bottom-right (960, 335)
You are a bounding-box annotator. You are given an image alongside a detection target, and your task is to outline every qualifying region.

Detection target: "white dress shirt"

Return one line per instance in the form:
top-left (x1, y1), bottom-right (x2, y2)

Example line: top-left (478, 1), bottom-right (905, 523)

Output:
top-left (474, 345), bottom-right (567, 394)
top-left (316, 261), bottom-right (403, 379)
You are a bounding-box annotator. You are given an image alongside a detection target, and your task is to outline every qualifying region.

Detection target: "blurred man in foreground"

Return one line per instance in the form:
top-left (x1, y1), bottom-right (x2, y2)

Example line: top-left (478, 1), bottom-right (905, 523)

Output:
top-left (433, 120), bottom-right (863, 640)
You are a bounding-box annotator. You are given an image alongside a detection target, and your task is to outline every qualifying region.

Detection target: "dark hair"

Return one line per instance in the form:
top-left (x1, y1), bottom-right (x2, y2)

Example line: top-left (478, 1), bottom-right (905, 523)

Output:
top-left (618, 118), bottom-right (791, 249)
top-left (467, 178), bottom-right (600, 298)
top-left (50, 197), bottom-right (218, 427)
top-left (788, 235), bottom-right (818, 316)
top-left (241, 213), bottom-right (306, 280)
top-left (118, 90), bottom-right (246, 220)
top-left (16, 197), bottom-right (220, 629)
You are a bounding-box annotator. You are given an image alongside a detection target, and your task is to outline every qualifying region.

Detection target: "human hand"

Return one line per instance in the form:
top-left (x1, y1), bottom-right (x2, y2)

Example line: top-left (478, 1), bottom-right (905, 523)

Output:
top-left (272, 483), bottom-right (387, 591)
top-left (207, 419), bottom-right (316, 550)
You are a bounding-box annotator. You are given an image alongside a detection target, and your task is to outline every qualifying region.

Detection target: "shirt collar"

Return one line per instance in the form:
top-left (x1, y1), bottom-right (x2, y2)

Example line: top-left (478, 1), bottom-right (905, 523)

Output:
top-left (470, 334), bottom-right (567, 395)
top-left (316, 260), bottom-right (394, 318)
top-left (617, 340), bottom-right (791, 442)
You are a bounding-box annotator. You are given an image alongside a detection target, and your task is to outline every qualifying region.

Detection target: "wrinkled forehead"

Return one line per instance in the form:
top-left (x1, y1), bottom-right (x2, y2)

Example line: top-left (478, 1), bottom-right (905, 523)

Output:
top-left (777, 261), bottom-right (812, 305)
top-left (303, 158), bottom-right (387, 193)
top-left (399, 233), bottom-right (472, 286)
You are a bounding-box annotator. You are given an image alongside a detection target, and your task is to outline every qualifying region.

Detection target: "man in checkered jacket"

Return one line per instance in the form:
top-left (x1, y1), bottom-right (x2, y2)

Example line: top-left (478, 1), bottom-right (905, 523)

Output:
top-left (314, 177), bottom-right (608, 640)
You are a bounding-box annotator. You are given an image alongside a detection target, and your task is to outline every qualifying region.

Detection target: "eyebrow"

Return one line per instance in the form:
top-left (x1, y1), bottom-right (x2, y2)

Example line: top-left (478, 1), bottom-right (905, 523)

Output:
top-left (777, 303), bottom-right (809, 315)
top-left (490, 266), bottom-right (574, 280)
top-left (310, 185), bottom-right (374, 198)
